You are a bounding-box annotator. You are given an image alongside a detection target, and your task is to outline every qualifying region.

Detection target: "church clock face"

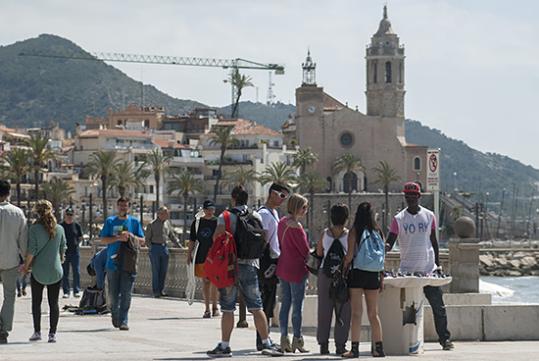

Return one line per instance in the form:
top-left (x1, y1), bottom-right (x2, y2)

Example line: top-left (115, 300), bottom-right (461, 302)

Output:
top-left (307, 105), bottom-right (316, 114)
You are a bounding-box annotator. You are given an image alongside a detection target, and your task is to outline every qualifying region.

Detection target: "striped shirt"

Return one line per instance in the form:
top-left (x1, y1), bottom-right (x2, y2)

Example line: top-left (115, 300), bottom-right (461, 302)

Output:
top-left (390, 206), bottom-right (437, 274)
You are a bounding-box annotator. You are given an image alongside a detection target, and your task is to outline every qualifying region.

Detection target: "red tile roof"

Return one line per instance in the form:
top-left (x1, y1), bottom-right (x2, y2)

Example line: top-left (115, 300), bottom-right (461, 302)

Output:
top-left (214, 119), bottom-right (280, 137)
top-left (152, 139), bottom-right (191, 149)
top-left (79, 129), bottom-right (152, 139)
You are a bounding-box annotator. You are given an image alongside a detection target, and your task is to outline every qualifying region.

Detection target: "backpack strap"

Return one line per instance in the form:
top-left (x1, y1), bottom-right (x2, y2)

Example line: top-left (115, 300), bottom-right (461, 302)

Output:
top-left (223, 210), bottom-right (232, 234)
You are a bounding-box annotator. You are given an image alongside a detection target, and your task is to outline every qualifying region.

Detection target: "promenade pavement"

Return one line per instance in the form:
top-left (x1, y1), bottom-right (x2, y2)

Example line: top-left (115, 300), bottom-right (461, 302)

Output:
top-left (0, 288), bottom-right (538, 361)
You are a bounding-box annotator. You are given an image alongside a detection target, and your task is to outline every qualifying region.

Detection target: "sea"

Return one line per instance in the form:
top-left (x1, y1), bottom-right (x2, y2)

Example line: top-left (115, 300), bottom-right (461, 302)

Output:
top-left (480, 276), bottom-right (539, 304)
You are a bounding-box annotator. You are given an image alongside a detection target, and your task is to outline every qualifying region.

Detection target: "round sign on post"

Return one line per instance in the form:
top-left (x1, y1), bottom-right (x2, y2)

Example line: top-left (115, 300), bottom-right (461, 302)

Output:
top-left (426, 149), bottom-right (440, 192)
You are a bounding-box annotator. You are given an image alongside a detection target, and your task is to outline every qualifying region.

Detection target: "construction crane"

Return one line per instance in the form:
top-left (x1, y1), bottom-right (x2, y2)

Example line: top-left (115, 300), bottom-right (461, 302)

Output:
top-left (19, 50), bottom-right (285, 116)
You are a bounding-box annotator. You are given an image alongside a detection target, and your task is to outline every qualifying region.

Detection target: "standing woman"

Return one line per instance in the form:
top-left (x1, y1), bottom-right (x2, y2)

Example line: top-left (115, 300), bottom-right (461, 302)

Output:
top-left (23, 200), bottom-right (66, 343)
top-left (275, 194), bottom-right (310, 353)
top-left (342, 202), bottom-right (385, 358)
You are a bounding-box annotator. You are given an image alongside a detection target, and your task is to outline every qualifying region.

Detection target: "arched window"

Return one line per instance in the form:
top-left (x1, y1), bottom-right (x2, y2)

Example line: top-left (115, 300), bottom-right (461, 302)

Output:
top-left (399, 61), bottom-right (403, 83)
top-left (385, 61), bottom-right (392, 83)
top-left (414, 157), bottom-right (421, 170)
top-left (373, 61), bottom-right (378, 83)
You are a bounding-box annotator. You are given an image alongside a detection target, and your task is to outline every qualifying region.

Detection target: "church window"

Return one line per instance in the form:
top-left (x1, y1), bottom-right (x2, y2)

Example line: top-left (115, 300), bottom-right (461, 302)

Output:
top-left (414, 157), bottom-right (421, 171)
top-left (385, 61), bottom-right (392, 83)
top-left (373, 61), bottom-right (378, 83)
top-left (399, 61), bottom-right (403, 83)
top-left (340, 131), bottom-right (354, 148)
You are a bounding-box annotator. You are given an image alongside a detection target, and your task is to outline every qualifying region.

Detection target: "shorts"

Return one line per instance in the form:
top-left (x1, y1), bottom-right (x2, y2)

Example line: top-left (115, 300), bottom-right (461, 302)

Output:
top-left (347, 269), bottom-right (381, 290)
top-left (194, 263), bottom-right (206, 278)
top-left (219, 263), bottom-right (263, 313)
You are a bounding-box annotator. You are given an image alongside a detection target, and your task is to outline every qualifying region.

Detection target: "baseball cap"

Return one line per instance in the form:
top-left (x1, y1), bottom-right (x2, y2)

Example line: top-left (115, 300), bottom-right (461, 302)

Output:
top-left (203, 200), bottom-right (215, 209)
top-left (402, 182), bottom-right (421, 195)
top-left (65, 207), bottom-right (74, 215)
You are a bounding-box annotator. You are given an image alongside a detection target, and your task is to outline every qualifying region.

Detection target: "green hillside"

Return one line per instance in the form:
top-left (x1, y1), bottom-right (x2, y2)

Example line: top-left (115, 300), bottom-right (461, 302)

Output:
top-left (0, 34), bottom-right (205, 129)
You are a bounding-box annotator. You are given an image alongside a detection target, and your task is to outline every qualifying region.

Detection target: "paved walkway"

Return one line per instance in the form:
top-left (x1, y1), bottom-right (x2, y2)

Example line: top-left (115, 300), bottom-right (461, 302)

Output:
top-left (0, 288), bottom-right (538, 360)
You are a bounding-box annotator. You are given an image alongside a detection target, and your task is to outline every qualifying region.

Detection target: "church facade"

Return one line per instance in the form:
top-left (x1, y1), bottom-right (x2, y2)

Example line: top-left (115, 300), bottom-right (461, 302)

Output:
top-left (283, 6), bottom-right (427, 193)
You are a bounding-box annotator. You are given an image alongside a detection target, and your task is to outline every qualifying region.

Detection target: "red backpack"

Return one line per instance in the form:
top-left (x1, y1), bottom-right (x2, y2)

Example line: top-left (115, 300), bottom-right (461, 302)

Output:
top-left (204, 211), bottom-right (237, 288)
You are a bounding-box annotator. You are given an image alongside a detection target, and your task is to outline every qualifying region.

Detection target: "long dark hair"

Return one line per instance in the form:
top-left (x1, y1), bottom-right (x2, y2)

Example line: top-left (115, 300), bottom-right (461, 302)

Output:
top-left (352, 202), bottom-right (379, 242)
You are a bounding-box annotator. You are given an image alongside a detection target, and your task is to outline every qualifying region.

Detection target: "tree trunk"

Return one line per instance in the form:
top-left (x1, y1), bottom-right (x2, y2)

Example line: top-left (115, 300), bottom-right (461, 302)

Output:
top-left (119, 186), bottom-right (126, 198)
top-left (183, 194), bottom-right (188, 244)
top-left (309, 191), bottom-right (314, 244)
top-left (102, 176), bottom-right (108, 221)
top-left (154, 172), bottom-right (160, 209)
top-left (213, 146), bottom-right (226, 203)
top-left (384, 186), bottom-right (389, 235)
top-left (16, 181), bottom-right (21, 207)
top-left (34, 169), bottom-right (39, 201)
top-left (348, 191), bottom-right (352, 213)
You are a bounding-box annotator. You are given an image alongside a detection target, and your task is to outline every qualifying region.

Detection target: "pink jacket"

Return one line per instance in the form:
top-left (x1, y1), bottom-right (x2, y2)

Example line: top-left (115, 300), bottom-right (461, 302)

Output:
top-left (276, 217), bottom-right (310, 283)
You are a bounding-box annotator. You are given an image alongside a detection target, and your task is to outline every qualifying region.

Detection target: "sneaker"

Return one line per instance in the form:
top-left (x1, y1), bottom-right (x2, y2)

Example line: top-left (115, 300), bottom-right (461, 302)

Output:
top-left (112, 317), bottom-right (120, 328)
top-left (207, 343), bottom-right (232, 358)
top-left (0, 333), bottom-right (7, 344)
top-left (29, 332), bottom-right (42, 342)
top-left (203, 310), bottom-right (211, 319)
top-left (441, 339), bottom-right (454, 350)
top-left (62, 293), bottom-right (70, 299)
top-left (261, 343), bottom-right (284, 357)
top-left (22, 289), bottom-right (27, 296)
top-left (73, 293), bottom-right (80, 298)
top-left (17, 291), bottom-right (22, 298)
top-left (119, 324), bottom-right (129, 331)
top-left (48, 333), bottom-right (56, 343)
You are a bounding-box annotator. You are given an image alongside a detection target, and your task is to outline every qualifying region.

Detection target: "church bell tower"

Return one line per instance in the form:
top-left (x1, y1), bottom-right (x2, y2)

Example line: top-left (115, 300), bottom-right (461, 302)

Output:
top-left (365, 6), bottom-right (405, 118)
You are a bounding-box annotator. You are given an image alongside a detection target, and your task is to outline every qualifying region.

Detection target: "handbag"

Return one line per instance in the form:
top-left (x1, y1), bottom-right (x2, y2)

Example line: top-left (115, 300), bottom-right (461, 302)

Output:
top-left (306, 249), bottom-right (323, 275)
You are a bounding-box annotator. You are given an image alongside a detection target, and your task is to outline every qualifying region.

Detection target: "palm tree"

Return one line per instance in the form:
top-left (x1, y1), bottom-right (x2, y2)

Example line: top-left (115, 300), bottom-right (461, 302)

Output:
top-left (209, 125), bottom-right (238, 202)
top-left (112, 160), bottom-right (149, 198)
top-left (223, 166), bottom-right (258, 192)
top-left (168, 169), bottom-right (203, 242)
top-left (146, 148), bottom-right (172, 209)
top-left (230, 69), bottom-right (253, 118)
top-left (28, 133), bottom-right (55, 201)
top-left (41, 178), bottom-right (75, 218)
top-left (1, 148), bottom-right (31, 206)
top-left (86, 150), bottom-right (121, 220)
top-left (373, 160), bottom-right (400, 233)
top-left (259, 161), bottom-right (297, 188)
top-left (298, 172), bottom-right (326, 236)
top-left (293, 147), bottom-right (318, 177)
top-left (333, 153), bottom-right (363, 211)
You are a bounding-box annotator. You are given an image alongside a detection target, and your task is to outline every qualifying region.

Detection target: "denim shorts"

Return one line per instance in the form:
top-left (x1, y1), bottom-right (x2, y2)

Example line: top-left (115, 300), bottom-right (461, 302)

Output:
top-left (219, 263), bottom-right (263, 312)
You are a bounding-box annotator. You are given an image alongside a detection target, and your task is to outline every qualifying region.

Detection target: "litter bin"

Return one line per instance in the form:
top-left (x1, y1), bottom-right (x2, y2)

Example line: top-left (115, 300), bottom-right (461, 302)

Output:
top-left (379, 275), bottom-right (451, 355)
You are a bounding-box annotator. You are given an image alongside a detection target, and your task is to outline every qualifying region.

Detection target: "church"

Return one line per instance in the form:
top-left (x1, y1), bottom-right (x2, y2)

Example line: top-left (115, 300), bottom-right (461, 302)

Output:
top-left (283, 6), bottom-right (428, 193)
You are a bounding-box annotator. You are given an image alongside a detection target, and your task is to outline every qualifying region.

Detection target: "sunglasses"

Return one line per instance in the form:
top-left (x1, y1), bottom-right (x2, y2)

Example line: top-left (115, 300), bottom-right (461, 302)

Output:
top-left (272, 190), bottom-right (288, 199)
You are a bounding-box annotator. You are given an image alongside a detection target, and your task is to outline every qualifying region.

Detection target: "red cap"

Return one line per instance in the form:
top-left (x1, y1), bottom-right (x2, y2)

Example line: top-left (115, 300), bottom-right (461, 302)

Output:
top-left (403, 182), bottom-right (421, 195)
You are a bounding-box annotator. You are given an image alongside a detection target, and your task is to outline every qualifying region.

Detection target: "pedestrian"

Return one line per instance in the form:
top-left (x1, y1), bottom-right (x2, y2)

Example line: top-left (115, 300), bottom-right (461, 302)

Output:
top-left (16, 271), bottom-right (28, 297)
top-left (145, 206), bottom-right (180, 298)
top-left (60, 207), bottom-right (83, 298)
top-left (276, 193), bottom-right (310, 353)
top-left (343, 202), bottom-right (385, 358)
top-left (206, 186), bottom-right (282, 357)
top-left (385, 182), bottom-right (454, 350)
top-left (22, 200), bottom-right (66, 343)
top-left (316, 203), bottom-right (351, 355)
top-left (0, 180), bottom-right (28, 345)
top-left (187, 200), bottom-right (218, 318)
top-left (99, 197), bottom-right (145, 331)
top-left (255, 183), bottom-right (290, 351)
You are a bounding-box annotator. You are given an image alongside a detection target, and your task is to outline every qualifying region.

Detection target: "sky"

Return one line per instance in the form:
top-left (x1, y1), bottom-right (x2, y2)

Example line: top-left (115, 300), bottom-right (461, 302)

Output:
top-left (1, 0), bottom-right (538, 168)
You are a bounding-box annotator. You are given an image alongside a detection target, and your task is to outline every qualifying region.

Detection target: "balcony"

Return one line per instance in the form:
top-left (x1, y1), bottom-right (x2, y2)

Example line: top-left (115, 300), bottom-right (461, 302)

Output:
top-left (205, 159), bottom-right (253, 166)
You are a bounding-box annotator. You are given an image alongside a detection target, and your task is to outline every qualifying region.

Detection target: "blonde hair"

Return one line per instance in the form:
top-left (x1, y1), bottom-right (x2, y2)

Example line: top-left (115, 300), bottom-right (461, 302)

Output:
top-left (287, 194), bottom-right (308, 216)
top-left (34, 200), bottom-right (57, 238)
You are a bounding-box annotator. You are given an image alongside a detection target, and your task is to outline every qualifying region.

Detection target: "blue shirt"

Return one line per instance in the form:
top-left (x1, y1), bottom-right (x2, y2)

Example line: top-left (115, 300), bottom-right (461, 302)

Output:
top-left (100, 215), bottom-right (144, 271)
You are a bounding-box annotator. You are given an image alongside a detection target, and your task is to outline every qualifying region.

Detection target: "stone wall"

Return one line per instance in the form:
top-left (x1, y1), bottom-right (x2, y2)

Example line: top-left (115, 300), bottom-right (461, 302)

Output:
top-left (480, 250), bottom-right (539, 276)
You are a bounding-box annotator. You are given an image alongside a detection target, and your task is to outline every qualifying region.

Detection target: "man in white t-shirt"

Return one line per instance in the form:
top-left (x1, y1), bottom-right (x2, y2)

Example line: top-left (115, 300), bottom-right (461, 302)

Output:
top-left (256, 183), bottom-right (290, 351)
top-left (386, 182), bottom-right (454, 351)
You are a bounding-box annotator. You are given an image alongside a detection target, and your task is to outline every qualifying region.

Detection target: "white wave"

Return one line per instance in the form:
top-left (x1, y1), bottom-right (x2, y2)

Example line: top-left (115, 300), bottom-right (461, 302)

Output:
top-left (479, 280), bottom-right (515, 298)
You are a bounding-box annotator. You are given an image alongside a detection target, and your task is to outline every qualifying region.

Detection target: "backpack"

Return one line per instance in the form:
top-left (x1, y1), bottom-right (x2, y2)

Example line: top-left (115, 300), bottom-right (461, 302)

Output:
top-left (322, 236), bottom-right (346, 278)
top-left (78, 286), bottom-right (107, 314)
top-left (322, 231), bottom-right (349, 325)
top-left (353, 229), bottom-right (385, 272)
top-left (204, 211), bottom-right (237, 288)
top-left (230, 208), bottom-right (266, 259)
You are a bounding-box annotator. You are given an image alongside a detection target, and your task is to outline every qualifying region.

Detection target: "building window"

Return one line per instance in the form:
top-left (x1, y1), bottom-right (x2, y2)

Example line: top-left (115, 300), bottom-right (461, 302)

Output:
top-left (149, 185), bottom-right (154, 194)
top-left (385, 61), bottom-right (392, 83)
top-left (414, 157), bottom-right (421, 171)
top-left (339, 131), bottom-right (354, 148)
top-left (373, 61), bottom-right (378, 83)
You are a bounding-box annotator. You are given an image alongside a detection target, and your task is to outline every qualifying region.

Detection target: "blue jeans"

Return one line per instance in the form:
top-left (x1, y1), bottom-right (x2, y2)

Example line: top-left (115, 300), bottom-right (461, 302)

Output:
top-left (149, 244), bottom-right (169, 295)
top-left (279, 276), bottom-right (307, 338)
top-left (219, 263), bottom-right (263, 312)
top-left (92, 249), bottom-right (108, 290)
top-left (107, 270), bottom-right (136, 325)
top-left (62, 251), bottom-right (81, 294)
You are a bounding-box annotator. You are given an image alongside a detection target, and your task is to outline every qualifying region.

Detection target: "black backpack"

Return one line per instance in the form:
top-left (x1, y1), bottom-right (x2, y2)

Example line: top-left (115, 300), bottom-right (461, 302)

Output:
top-left (322, 238), bottom-right (346, 278)
top-left (323, 236), bottom-right (349, 326)
top-left (230, 208), bottom-right (267, 259)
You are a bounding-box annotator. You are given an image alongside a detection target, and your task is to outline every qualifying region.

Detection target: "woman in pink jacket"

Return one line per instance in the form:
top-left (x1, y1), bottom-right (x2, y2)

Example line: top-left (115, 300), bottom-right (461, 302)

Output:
top-left (276, 193), bottom-right (310, 353)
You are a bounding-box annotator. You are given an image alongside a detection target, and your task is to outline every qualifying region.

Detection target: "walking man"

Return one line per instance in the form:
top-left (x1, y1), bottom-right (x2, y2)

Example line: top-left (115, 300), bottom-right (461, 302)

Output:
top-left (256, 183), bottom-right (289, 350)
top-left (99, 197), bottom-right (145, 331)
top-left (385, 182), bottom-right (454, 350)
top-left (61, 207), bottom-right (83, 298)
top-left (0, 180), bottom-right (28, 344)
top-left (145, 207), bottom-right (180, 298)
top-left (207, 186), bottom-right (282, 357)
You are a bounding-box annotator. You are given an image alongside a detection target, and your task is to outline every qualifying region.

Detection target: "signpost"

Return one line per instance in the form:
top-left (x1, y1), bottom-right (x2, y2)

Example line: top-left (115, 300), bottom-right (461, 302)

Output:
top-left (427, 149), bottom-right (441, 239)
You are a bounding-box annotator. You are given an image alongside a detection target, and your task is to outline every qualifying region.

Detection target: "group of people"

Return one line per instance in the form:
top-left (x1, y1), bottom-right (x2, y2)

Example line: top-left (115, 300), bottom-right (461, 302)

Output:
top-left (0, 178), bottom-right (454, 358)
